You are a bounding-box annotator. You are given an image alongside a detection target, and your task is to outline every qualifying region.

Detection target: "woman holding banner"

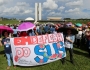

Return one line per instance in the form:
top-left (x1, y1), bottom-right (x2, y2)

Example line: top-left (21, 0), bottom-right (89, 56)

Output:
top-left (1, 30), bottom-right (16, 70)
top-left (64, 29), bottom-right (75, 64)
top-left (57, 24), bottom-right (78, 64)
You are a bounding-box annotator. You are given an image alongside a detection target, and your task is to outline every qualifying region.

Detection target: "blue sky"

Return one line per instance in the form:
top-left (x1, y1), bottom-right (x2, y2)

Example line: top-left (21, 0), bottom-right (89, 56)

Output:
top-left (0, 0), bottom-right (90, 19)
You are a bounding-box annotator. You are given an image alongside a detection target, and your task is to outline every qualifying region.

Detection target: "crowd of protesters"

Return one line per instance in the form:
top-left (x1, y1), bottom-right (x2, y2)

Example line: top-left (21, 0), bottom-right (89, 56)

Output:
top-left (0, 22), bottom-right (90, 69)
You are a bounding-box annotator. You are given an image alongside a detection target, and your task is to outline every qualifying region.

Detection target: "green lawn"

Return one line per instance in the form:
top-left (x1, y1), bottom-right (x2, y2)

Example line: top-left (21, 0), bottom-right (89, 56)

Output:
top-left (67, 20), bottom-right (89, 24)
top-left (0, 20), bottom-right (19, 25)
top-left (0, 19), bottom-right (90, 25)
top-left (0, 46), bottom-right (90, 70)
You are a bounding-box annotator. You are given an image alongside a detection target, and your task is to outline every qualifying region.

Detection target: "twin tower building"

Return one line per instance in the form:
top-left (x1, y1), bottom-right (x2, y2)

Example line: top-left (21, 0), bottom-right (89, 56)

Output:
top-left (35, 3), bottom-right (42, 22)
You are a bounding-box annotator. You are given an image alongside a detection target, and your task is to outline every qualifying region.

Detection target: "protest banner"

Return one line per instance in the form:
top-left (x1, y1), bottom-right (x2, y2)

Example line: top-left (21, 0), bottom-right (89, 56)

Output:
top-left (10, 33), bottom-right (66, 66)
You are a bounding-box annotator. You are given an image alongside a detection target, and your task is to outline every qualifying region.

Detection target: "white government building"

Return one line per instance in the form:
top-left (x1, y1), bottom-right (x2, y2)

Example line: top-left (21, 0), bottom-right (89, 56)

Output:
top-left (47, 17), bottom-right (62, 20)
top-left (25, 17), bottom-right (34, 21)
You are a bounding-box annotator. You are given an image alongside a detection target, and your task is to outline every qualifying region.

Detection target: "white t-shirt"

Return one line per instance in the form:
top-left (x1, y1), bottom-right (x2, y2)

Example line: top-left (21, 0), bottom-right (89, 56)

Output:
top-left (65, 36), bottom-right (71, 48)
top-left (53, 31), bottom-right (57, 34)
top-left (82, 30), bottom-right (86, 34)
top-left (36, 26), bottom-right (39, 30)
top-left (76, 31), bottom-right (82, 39)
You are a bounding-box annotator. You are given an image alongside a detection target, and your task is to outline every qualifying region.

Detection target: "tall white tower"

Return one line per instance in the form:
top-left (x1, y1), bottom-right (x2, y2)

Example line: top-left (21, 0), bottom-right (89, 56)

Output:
top-left (38, 3), bottom-right (41, 20)
top-left (35, 3), bottom-right (42, 22)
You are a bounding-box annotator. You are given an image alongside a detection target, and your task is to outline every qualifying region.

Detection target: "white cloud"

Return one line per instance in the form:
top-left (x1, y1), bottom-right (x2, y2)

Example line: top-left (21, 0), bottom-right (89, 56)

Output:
top-left (65, 8), bottom-right (80, 13)
top-left (16, 2), bottom-right (29, 7)
top-left (43, 0), bottom-right (58, 10)
top-left (0, 0), bottom-right (90, 19)
top-left (66, 0), bottom-right (83, 7)
top-left (2, 2), bottom-right (34, 16)
top-left (48, 12), bottom-right (56, 15)
top-left (81, 0), bottom-right (90, 10)
top-left (48, 8), bottom-right (85, 19)
top-left (0, 6), bottom-right (6, 15)
top-left (57, 0), bottom-right (70, 2)
top-left (48, 11), bottom-right (61, 16)
top-left (0, 0), bottom-right (6, 5)
top-left (0, 0), bottom-right (12, 6)
top-left (64, 11), bottom-right (90, 19)
top-left (63, 6), bottom-right (90, 19)
top-left (58, 6), bottom-right (65, 11)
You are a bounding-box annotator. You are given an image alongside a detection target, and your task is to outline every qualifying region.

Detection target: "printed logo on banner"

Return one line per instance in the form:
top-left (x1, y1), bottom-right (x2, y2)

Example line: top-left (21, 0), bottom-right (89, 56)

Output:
top-left (14, 47), bottom-right (31, 62)
top-left (34, 41), bottom-right (65, 63)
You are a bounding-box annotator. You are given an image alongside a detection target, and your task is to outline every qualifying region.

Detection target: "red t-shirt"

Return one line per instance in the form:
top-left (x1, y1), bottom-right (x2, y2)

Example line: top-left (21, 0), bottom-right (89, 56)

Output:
top-left (19, 32), bottom-right (28, 37)
top-left (87, 36), bottom-right (90, 40)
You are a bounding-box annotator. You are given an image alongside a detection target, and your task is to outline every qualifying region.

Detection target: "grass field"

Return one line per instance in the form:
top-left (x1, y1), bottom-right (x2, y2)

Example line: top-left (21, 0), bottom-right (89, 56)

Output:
top-left (0, 46), bottom-right (90, 70)
top-left (0, 19), bottom-right (90, 25)
top-left (67, 20), bottom-right (89, 24)
top-left (0, 20), bottom-right (19, 24)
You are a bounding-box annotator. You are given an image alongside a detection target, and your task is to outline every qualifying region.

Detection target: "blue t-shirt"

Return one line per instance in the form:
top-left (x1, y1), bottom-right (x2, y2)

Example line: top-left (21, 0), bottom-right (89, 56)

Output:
top-left (50, 27), bottom-right (55, 33)
top-left (1, 38), bottom-right (12, 54)
top-left (29, 30), bottom-right (35, 36)
top-left (44, 26), bottom-right (50, 32)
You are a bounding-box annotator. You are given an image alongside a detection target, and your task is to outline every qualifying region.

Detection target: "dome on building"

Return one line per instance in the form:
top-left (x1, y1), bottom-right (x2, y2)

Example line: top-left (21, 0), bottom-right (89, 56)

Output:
top-left (25, 17), bottom-right (34, 21)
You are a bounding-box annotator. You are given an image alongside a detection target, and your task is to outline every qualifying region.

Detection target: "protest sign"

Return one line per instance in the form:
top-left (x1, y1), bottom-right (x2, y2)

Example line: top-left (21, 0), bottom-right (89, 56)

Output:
top-left (10, 33), bottom-right (66, 66)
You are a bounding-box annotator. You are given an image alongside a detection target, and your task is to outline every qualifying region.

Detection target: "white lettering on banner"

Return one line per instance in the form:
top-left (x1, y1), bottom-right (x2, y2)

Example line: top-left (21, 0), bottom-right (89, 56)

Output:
top-left (37, 35), bottom-right (43, 44)
top-left (57, 33), bottom-right (64, 41)
top-left (14, 33), bottom-right (64, 46)
top-left (11, 33), bottom-right (66, 66)
top-left (53, 34), bottom-right (58, 42)
top-left (43, 34), bottom-right (48, 43)
top-left (48, 34), bottom-right (54, 43)
top-left (31, 36), bottom-right (38, 44)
